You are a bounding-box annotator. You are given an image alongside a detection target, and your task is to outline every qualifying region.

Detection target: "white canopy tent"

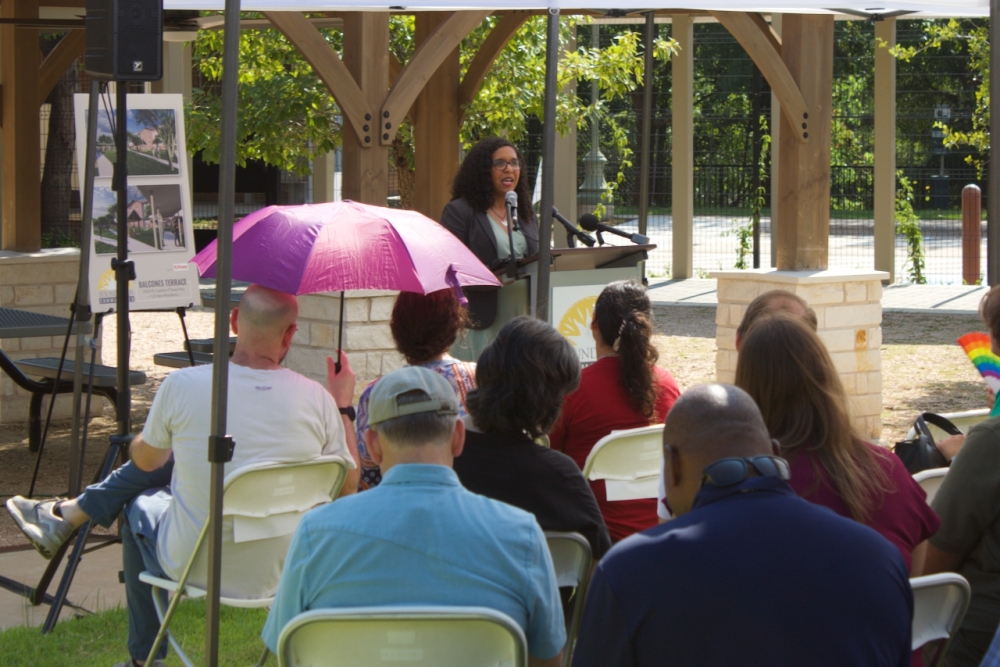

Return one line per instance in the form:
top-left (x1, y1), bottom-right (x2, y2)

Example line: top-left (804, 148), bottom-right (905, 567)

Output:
top-left (194, 3), bottom-right (996, 665)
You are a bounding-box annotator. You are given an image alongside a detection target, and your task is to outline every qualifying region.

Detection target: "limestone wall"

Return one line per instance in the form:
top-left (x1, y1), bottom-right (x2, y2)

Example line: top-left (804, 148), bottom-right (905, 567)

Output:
top-left (285, 290), bottom-right (404, 401)
top-left (0, 249), bottom-right (103, 424)
top-left (713, 268), bottom-right (888, 440)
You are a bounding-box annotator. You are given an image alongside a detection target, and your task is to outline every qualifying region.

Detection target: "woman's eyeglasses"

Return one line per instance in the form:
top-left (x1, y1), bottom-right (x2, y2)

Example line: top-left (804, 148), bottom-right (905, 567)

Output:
top-left (492, 159), bottom-right (523, 171)
top-left (701, 455), bottom-right (790, 488)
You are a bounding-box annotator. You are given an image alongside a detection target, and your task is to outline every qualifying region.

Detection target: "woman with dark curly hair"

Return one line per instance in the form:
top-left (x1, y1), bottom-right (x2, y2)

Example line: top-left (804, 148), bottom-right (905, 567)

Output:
top-left (453, 316), bottom-right (612, 560)
top-left (354, 288), bottom-right (476, 490)
top-left (549, 280), bottom-right (681, 541)
top-left (439, 139), bottom-right (540, 359)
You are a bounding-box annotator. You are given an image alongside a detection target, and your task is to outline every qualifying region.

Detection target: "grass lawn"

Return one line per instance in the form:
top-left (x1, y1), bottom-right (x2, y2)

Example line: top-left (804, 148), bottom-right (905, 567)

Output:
top-left (0, 601), bottom-right (270, 667)
top-left (95, 241), bottom-right (118, 254)
top-left (101, 150), bottom-right (177, 176)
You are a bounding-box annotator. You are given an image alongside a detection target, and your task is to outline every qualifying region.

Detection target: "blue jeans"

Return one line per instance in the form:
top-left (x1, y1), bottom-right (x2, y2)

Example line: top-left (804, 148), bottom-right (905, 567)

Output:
top-left (77, 460), bottom-right (173, 662)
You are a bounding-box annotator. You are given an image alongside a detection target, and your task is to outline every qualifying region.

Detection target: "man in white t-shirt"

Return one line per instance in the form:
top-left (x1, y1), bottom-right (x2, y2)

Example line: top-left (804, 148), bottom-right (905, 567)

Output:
top-left (6, 285), bottom-right (358, 667)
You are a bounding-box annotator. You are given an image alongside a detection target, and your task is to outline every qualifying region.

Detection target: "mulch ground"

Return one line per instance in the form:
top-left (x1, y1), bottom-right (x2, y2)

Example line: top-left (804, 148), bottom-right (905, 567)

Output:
top-left (0, 306), bottom-right (986, 549)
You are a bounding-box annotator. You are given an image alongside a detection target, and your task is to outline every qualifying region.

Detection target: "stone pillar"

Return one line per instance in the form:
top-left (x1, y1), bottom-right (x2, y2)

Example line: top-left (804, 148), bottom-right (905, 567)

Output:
top-left (671, 14), bottom-right (694, 279)
top-left (285, 290), bottom-right (403, 402)
top-left (874, 18), bottom-right (897, 283)
top-left (713, 268), bottom-right (888, 440)
top-left (0, 250), bottom-right (103, 423)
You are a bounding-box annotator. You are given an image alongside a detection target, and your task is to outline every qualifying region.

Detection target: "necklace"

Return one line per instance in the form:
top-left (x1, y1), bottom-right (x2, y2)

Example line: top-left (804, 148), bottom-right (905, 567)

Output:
top-left (490, 205), bottom-right (508, 225)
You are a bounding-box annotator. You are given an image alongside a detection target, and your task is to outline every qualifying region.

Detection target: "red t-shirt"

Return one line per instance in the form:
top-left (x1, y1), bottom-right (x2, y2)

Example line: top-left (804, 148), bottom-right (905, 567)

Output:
top-left (788, 442), bottom-right (940, 571)
top-left (549, 356), bottom-right (681, 542)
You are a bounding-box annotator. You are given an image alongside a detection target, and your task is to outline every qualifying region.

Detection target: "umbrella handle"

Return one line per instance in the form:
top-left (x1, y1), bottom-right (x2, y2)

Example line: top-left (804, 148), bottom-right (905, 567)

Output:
top-left (335, 291), bottom-right (345, 374)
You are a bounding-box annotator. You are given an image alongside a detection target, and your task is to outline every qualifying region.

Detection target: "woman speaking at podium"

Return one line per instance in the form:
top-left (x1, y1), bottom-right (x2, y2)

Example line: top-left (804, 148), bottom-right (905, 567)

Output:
top-left (440, 138), bottom-right (539, 360)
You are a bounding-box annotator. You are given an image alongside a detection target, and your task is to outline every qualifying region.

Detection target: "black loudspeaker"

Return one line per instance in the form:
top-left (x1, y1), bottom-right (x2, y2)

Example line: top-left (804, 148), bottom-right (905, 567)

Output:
top-left (85, 0), bottom-right (162, 81)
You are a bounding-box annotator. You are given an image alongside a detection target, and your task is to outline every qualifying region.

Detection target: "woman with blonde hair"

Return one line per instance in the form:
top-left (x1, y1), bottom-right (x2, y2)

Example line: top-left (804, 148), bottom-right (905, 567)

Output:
top-left (735, 314), bottom-right (938, 573)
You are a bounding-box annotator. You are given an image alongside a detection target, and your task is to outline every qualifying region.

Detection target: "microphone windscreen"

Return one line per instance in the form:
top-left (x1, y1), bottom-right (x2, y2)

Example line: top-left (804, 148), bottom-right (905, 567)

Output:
top-left (578, 214), bottom-right (600, 232)
top-left (505, 191), bottom-right (518, 206)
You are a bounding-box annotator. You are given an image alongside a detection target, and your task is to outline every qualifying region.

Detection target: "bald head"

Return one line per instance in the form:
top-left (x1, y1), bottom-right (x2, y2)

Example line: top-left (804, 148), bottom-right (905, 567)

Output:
top-left (664, 384), bottom-right (772, 468)
top-left (230, 284), bottom-right (299, 363)
top-left (736, 290), bottom-right (817, 347)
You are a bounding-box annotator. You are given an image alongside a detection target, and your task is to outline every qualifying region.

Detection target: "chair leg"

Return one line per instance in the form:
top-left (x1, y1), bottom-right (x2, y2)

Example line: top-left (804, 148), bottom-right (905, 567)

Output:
top-left (254, 646), bottom-right (271, 667)
top-left (28, 390), bottom-right (44, 453)
top-left (149, 584), bottom-right (194, 667)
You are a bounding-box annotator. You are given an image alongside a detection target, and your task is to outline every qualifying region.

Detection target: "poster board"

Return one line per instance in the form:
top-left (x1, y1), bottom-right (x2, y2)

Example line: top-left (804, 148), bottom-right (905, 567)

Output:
top-left (73, 93), bottom-right (201, 312)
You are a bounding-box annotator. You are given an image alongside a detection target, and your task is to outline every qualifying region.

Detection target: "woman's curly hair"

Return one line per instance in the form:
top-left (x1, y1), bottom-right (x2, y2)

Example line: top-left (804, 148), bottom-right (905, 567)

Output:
top-left (390, 289), bottom-right (470, 364)
top-left (451, 137), bottom-right (535, 225)
top-left (466, 317), bottom-right (580, 440)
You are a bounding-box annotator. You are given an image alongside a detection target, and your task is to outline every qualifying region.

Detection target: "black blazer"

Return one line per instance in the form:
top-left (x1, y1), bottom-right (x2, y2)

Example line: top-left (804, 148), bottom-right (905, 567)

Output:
top-left (439, 197), bottom-right (539, 329)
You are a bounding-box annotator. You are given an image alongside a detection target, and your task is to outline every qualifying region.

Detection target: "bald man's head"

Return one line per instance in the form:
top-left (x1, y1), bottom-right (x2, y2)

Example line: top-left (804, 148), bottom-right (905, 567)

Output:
top-left (664, 384), bottom-right (772, 467)
top-left (234, 285), bottom-right (298, 344)
top-left (736, 290), bottom-right (817, 347)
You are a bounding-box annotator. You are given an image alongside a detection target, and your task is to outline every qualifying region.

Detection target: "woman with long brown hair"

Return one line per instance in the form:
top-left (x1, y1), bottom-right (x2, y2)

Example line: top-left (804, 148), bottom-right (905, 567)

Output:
top-left (550, 280), bottom-right (681, 541)
top-left (735, 314), bottom-right (938, 573)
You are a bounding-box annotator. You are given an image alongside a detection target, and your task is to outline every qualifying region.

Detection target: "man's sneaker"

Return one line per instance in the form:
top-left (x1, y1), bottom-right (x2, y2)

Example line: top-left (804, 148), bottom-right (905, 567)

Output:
top-left (5, 496), bottom-right (74, 559)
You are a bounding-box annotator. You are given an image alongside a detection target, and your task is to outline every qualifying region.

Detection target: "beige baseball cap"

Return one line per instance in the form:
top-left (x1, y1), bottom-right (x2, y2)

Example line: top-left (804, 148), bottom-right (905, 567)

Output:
top-left (368, 366), bottom-right (459, 426)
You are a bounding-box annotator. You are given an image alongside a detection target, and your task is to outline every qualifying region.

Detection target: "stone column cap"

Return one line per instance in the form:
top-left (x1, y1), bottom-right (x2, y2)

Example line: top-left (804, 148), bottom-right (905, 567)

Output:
top-left (0, 248), bottom-right (80, 263)
top-left (711, 268), bottom-right (889, 284)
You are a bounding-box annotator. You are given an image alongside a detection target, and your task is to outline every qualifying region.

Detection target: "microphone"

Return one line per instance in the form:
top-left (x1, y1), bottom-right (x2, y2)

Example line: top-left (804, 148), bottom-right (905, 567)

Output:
top-left (503, 191), bottom-right (519, 279)
top-left (579, 214), bottom-right (650, 245)
top-left (505, 191), bottom-right (520, 231)
top-left (552, 207), bottom-right (596, 248)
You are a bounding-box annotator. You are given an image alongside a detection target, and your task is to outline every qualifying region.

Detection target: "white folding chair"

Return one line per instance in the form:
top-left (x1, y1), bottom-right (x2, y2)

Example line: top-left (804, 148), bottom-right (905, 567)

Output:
top-left (276, 606), bottom-right (528, 667)
top-left (904, 409), bottom-right (990, 442)
top-left (583, 425), bottom-right (664, 501)
top-left (913, 467), bottom-right (950, 504)
top-left (544, 532), bottom-right (592, 667)
top-left (140, 455), bottom-right (349, 667)
top-left (911, 573), bottom-right (971, 667)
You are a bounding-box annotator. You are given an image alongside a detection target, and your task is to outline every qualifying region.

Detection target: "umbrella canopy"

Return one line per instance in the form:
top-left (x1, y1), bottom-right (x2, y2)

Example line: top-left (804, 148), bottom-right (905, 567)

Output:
top-left (191, 200), bottom-right (502, 296)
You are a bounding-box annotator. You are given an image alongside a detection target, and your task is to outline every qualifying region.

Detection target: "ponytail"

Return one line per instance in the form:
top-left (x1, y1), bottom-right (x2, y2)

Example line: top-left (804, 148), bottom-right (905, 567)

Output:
top-left (595, 281), bottom-right (660, 419)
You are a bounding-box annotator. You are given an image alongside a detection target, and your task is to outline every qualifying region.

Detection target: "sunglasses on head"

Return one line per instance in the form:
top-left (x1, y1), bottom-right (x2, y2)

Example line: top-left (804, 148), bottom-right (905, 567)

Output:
top-left (701, 455), bottom-right (790, 488)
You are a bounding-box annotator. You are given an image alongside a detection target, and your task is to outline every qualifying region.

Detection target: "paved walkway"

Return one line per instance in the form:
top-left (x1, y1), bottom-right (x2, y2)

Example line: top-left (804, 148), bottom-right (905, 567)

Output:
top-left (648, 278), bottom-right (988, 315)
top-left (0, 541), bottom-right (125, 630)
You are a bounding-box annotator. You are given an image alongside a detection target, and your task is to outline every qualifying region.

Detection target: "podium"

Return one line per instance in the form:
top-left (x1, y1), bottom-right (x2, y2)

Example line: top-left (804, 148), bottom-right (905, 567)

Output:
top-left (452, 244), bottom-right (654, 363)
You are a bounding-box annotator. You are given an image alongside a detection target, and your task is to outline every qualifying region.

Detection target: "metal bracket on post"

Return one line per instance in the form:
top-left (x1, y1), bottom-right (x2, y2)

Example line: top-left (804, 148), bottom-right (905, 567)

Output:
top-left (110, 257), bottom-right (136, 282)
top-left (208, 435), bottom-right (235, 464)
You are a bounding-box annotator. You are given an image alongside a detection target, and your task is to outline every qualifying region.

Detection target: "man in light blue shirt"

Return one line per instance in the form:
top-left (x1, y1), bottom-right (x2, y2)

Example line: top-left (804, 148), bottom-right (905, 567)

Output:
top-left (262, 366), bottom-right (565, 666)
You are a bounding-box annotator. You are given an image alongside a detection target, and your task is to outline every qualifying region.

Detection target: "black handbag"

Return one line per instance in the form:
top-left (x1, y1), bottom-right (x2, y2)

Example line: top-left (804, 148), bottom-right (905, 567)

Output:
top-left (893, 412), bottom-right (961, 474)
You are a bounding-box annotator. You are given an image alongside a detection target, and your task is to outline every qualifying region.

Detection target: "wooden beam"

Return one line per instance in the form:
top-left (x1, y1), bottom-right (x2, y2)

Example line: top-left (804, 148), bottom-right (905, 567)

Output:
top-left (389, 51), bottom-right (402, 86)
top-left (413, 12), bottom-right (460, 219)
top-left (380, 10), bottom-right (490, 145)
top-left (711, 11), bottom-right (809, 144)
top-left (748, 12), bottom-right (781, 56)
top-left (2, 0), bottom-right (41, 251)
top-left (38, 29), bottom-right (83, 106)
top-left (265, 11), bottom-right (373, 147)
top-left (341, 12), bottom-right (389, 204)
top-left (457, 11), bottom-right (529, 124)
top-left (874, 18), bottom-right (896, 281)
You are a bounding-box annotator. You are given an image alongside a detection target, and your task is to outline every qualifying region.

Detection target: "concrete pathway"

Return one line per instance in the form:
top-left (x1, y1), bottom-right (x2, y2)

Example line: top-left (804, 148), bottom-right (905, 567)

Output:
top-left (648, 278), bottom-right (987, 315)
top-left (0, 542), bottom-right (125, 630)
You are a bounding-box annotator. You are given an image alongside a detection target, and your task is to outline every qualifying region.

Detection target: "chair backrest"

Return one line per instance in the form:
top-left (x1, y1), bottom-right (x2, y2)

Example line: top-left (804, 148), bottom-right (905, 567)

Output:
top-left (904, 409), bottom-right (990, 441)
top-left (582, 425), bottom-right (664, 501)
top-left (545, 532), bottom-right (592, 667)
top-left (913, 467), bottom-right (949, 505)
top-left (187, 455), bottom-right (348, 600)
top-left (910, 573), bottom-right (971, 660)
top-left (277, 606), bottom-right (528, 667)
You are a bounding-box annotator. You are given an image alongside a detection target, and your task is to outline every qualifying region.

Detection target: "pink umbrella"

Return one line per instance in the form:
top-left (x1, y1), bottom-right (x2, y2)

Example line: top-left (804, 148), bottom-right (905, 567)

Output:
top-left (191, 200), bottom-right (501, 365)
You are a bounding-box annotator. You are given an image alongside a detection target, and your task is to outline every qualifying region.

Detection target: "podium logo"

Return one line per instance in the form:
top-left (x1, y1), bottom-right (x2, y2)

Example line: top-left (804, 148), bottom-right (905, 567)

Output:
top-left (97, 269), bottom-right (135, 306)
top-left (557, 296), bottom-right (597, 345)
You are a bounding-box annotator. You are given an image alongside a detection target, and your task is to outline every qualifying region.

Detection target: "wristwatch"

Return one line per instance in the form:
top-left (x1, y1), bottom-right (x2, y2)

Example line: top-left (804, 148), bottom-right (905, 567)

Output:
top-left (339, 406), bottom-right (356, 422)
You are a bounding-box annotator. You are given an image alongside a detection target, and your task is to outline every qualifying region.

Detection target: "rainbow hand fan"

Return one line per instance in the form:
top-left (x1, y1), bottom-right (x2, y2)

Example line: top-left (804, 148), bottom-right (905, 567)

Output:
top-left (958, 332), bottom-right (1000, 394)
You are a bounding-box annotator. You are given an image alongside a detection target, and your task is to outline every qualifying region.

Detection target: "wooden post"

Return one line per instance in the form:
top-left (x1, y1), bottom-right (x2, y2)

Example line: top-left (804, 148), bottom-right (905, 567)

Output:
top-left (413, 11), bottom-right (460, 219)
top-left (313, 151), bottom-right (336, 203)
top-left (1, 0), bottom-right (41, 251)
top-left (964, 184), bottom-right (982, 285)
top-left (553, 25), bottom-right (577, 237)
top-left (769, 13), bottom-right (781, 268)
top-left (874, 18), bottom-right (896, 283)
top-left (775, 14), bottom-right (833, 270)
top-left (671, 14), bottom-right (694, 279)
top-left (341, 12), bottom-right (389, 205)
